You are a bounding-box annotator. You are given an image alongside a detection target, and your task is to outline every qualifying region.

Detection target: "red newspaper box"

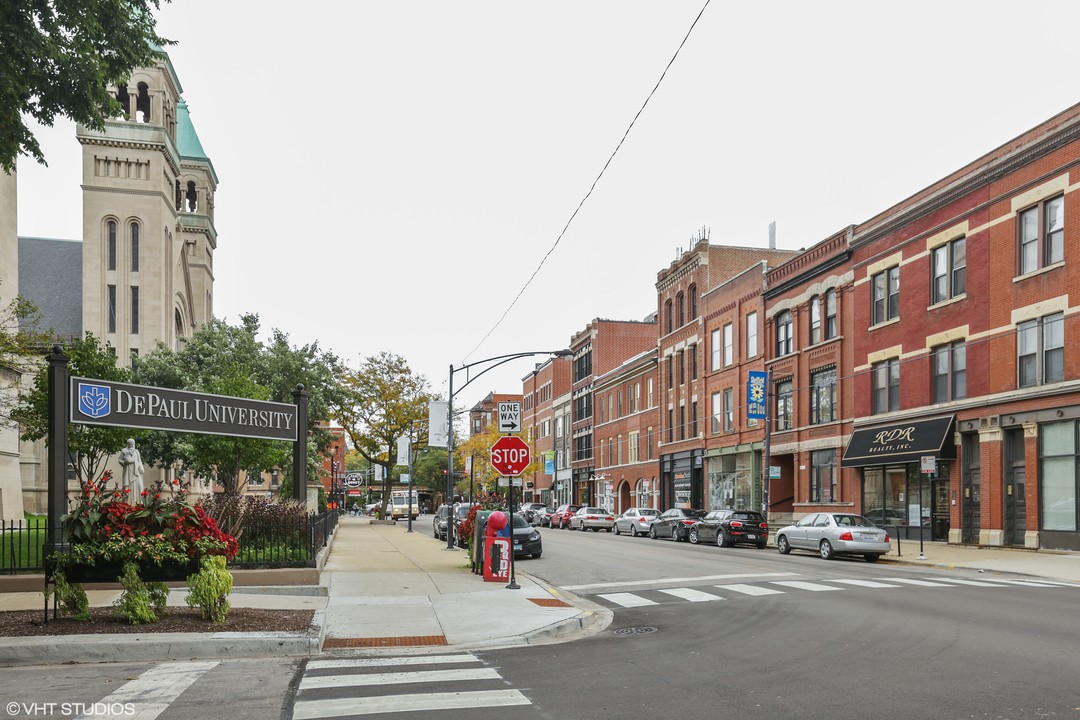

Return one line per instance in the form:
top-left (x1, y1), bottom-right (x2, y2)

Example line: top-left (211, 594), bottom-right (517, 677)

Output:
top-left (483, 536), bottom-right (510, 582)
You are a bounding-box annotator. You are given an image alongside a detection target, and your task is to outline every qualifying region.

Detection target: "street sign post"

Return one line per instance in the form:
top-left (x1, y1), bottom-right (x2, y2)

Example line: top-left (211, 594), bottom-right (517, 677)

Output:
top-left (490, 435), bottom-right (530, 476)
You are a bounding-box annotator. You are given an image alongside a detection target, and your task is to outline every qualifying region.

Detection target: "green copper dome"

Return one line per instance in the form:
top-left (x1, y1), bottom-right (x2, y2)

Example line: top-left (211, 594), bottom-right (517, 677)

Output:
top-left (176, 100), bottom-right (207, 160)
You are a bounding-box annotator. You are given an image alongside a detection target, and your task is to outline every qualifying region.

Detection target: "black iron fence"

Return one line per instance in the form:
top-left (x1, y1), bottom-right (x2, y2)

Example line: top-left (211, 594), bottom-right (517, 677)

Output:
top-left (1, 510), bottom-right (340, 574)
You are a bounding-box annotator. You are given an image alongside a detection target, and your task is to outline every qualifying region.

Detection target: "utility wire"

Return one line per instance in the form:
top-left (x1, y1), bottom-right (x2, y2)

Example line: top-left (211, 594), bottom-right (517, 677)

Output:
top-left (461, 0), bottom-right (713, 365)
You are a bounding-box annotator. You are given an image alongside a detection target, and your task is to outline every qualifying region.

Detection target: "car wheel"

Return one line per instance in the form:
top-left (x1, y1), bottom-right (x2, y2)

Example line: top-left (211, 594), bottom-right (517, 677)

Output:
top-left (532, 551), bottom-right (542, 559)
top-left (592, 527), bottom-right (600, 533)
top-left (864, 553), bottom-right (881, 563)
top-left (630, 525), bottom-right (639, 537)
top-left (688, 528), bottom-right (700, 545)
top-left (607, 527), bottom-right (613, 533)
top-left (716, 531), bottom-right (729, 548)
top-left (819, 539), bottom-right (835, 560)
top-left (756, 541), bottom-right (767, 550)
top-left (649, 526), bottom-right (658, 539)
top-left (670, 527), bottom-right (679, 542)
top-left (614, 524), bottom-right (621, 535)
top-left (777, 535), bottom-right (791, 554)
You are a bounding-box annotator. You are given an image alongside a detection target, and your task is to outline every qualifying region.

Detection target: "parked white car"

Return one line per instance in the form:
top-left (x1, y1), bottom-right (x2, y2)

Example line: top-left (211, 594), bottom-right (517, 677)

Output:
top-left (568, 507), bottom-right (615, 532)
top-left (613, 507), bottom-right (661, 537)
top-left (775, 513), bottom-right (891, 562)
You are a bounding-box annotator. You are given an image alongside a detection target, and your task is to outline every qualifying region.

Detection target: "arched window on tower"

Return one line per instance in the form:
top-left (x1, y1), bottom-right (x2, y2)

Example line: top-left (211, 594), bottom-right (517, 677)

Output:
top-left (107, 221), bottom-right (117, 271)
top-left (174, 308), bottom-right (184, 351)
top-left (136, 83), bottom-right (151, 123)
top-left (186, 181), bottom-right (198, 212)
top-left (130, 222), bottom-right (139, 272)
top-left (175, 180), bottom-right (182, 211)
top-left (115, 86), bottom-right (131, 119)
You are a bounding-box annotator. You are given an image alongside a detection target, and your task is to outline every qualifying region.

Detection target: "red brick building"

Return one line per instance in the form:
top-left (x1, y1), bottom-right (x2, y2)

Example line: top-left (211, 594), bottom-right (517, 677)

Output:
top-left (761, 229), bottom-right (854, 528)
top-left (593, 348), bottom-right (660, 512)
top-left (657, 240), bottom-right (797, 509)
top-left (569, 317), bottom-right (658, 506)
top-left (844, 102), bottom-right (1080, 550)
top-left (522, 356), bottom-right (572, 506)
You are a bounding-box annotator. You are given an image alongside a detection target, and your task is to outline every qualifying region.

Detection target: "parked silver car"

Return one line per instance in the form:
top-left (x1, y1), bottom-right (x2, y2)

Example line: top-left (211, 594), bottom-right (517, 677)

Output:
top-left (775, 513), bottom-right (891, 562)
top-left (569, 506), bottom-right (615, 532)
top-left (613, 507), bottom-right (661, 536)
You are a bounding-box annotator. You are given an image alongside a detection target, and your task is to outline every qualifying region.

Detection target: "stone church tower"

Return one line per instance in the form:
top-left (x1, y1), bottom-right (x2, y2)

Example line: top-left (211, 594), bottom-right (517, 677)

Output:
top-left (79, 48), bottom-right (218, 361)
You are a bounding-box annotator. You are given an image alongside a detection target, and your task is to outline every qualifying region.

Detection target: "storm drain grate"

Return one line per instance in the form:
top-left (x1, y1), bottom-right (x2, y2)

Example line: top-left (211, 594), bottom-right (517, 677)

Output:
top-left (614, 626), bottom-right (658, 636)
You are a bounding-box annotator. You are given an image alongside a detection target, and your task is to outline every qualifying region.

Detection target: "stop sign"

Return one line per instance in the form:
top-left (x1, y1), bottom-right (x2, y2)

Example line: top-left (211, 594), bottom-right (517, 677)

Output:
top-left (490, 435), bottom-right (531, 476)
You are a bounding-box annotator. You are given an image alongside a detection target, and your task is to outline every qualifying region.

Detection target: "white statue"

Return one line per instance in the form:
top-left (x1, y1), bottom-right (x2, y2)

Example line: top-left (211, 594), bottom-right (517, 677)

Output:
top-left (118, 438), bottom-right (145, 497)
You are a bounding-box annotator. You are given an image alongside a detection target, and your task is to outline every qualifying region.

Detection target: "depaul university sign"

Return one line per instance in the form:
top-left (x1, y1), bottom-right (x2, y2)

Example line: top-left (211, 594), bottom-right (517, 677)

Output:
top-left (70, 377), bottom-right (298, 442)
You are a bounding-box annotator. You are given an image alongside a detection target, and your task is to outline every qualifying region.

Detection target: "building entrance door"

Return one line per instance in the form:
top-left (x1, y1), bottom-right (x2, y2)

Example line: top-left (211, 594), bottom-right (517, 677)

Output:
top-left (1004, 468), bottom-right (1026, 546)
top-left (961, 469), bottom-right (980, 543)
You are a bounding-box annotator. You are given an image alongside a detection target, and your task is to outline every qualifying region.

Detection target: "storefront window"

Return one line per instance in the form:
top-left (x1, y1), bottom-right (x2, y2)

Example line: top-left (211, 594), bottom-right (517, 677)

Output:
top-left (862, 465), bottom-right (931, 528)
top-left (707, 453), bottom-right (757, 511)
top-left (1040, 421), bottom-right (1077, 531)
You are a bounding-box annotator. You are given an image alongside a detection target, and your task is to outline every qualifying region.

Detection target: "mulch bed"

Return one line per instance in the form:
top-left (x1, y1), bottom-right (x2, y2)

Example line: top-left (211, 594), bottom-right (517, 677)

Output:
top-left (0, 607), bottom-right (316, 637)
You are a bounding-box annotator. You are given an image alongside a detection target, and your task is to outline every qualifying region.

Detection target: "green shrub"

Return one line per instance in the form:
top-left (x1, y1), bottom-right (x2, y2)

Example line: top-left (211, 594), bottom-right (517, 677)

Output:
top-left (112, 561), bottom-right (162, 625)
top-left (46, 571), bottom-right (90, 622)
top-left (185, 555), bottom-right (233, 623)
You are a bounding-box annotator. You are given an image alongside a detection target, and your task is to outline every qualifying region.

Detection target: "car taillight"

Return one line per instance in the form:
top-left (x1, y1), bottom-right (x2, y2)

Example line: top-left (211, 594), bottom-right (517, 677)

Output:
top-left (730, 521), bottom-right (743, 528)
top-left (884, 534), bottom-right (891, 543)
top-left (586, 515), bottom-right (599, 520)
top-left (639, 517), bottom-right (647, 523)
top-left (760, 522), bottom-right (768, 529)
top-left (682, 519), bottom-right (695, 525)
top-left (839, 531), bottom-right (853, 541)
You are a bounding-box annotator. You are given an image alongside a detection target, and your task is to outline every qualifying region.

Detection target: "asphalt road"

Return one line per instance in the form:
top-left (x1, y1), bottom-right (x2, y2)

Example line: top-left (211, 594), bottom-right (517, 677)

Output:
top-left (1, 527), bottom-right (1076, 719)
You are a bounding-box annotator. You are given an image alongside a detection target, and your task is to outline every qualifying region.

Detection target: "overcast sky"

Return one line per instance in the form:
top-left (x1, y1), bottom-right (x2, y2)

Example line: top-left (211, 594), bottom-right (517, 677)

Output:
top-left (16, 0), bottom-right (1080, 414)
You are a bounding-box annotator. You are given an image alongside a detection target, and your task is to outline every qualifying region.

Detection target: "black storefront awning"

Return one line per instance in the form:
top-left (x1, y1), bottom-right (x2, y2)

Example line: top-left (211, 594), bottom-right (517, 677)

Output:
top-left (841, 415), bottom-right (957, 468)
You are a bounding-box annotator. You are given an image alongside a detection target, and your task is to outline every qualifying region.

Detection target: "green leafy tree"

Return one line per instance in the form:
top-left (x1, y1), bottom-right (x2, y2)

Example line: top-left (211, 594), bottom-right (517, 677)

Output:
top-left (333, 352), bottom-right (434, 513)
top-left (13, 333), bottom-right (132, 484)
top-left (0, 285), bottom-right (54, 428)
top-left (0, 0), bottom-right (173, 173)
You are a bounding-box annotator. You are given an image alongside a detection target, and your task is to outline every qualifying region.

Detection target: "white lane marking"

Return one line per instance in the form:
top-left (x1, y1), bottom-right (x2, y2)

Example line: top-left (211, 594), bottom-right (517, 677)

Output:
top-left (658, 587), bottom-right (722, 602)
top-left (719, 584), bottom-right (785, 596)
top-left (307, 654), bottom-right (478, 670)
top-left (293, 689), bottom-right (531, 719)
top-left (827, 579), bottom-right (902, 588)
top-left (877, 578), bottom-right (955, 587)
top-left (300, 667), bottom-right (500, 692)
top-left (991, 579), bottom-right (1060, 587)
top-left (75, 661), bottom-right (219, 720)
top-left (564, 572), bottom-right (799, 592)
top-left (597, 592), bottom-right (657, 607)
top-left (926, 578), bottom-right (1006, 587)
top-left (770, 580), bottom-right (840, 592)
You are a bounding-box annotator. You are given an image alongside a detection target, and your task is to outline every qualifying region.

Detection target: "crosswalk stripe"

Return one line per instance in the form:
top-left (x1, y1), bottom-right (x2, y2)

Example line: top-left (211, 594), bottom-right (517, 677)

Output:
top-left (307, 654), bottom-right (478, 671)
top-left (658, 587), bottom-right (722, 602)
top-left (717, 583), bottom-right (785, 596)
top-left (293, 689), bottom-right (531, 719)
top-left (770, 580), bottom-right (840, 592)
top-left (75, 661), bottom-right (219, 720)
top-left (300, 667), bottom-right (500, 691)
top-left (597, 592), bottom-right (658, 607)
top-left (878, 578), bottom-right (955, 587)
top-left (564, 572), bottom-right (799, 592)
top-left (827, 579), bottom-right (902, 588)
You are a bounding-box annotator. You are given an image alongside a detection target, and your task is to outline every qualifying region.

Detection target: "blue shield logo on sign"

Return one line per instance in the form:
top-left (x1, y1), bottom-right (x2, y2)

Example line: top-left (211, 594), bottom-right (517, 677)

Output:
top-left (78, 383), bottom-right (112, 418)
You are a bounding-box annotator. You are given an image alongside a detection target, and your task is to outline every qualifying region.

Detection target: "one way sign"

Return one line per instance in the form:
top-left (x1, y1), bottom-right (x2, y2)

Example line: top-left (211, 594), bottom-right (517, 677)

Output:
top-left (497, 401), bottom-right (521, 433)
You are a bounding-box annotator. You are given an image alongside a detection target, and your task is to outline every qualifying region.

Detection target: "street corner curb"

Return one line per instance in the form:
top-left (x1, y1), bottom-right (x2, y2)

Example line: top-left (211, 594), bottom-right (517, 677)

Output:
top-left (514, 572), bottom-right (614, 646)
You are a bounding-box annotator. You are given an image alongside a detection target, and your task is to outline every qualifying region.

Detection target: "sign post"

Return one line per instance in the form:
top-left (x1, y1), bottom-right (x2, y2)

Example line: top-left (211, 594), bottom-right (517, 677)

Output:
top-left (490, 435), bottom-right (530, 589)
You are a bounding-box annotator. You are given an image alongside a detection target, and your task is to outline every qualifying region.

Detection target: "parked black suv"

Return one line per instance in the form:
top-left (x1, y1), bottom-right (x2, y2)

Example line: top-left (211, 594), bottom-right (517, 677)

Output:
top-left (432, 504), bottom-right (450, 540)
top-left (690, 509), bottom-right (768, 548)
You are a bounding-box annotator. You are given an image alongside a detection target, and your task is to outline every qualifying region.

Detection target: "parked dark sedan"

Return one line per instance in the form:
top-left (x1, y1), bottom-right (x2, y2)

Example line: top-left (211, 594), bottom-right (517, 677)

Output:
top-left (650, 508), bottom-right (708, 541)
top-left (510, 513), bottom-right (543, 558)
top-left (689, 509), bottom-right (768, 548)
top-left (432, 504), bottom-right (450, 541)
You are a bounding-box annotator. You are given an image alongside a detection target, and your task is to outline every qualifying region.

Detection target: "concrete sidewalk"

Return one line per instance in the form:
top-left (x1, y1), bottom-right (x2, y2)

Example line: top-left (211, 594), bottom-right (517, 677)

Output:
top-left (1, 513), bottom-right (1077, 666)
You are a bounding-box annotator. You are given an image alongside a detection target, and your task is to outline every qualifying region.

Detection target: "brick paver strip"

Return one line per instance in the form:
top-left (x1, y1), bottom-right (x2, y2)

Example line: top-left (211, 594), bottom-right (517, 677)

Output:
top-left (528, 597), bottom-right (571, 607)
top-left (323, 636), bottom-right (448, 648)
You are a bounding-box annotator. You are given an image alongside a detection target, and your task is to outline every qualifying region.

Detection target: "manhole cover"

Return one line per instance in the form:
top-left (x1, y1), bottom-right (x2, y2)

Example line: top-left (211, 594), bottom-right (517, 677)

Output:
top-left (614, 627), bottom-right (657, 636)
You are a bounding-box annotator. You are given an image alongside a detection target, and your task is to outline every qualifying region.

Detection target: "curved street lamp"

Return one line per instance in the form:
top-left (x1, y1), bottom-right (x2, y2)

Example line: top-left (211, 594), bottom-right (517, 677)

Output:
top-left (445, 349), bottom-right (573, 551)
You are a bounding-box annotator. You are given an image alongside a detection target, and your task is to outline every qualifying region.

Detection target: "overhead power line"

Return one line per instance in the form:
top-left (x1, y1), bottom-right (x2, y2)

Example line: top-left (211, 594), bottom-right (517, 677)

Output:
top-left (461, 0), bottom-right (713, 365)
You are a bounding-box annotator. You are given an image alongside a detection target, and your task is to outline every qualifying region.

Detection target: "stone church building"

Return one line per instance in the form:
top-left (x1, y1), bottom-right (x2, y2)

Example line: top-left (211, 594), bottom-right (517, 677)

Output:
top-left (0, 46), bottom-right (218, 520)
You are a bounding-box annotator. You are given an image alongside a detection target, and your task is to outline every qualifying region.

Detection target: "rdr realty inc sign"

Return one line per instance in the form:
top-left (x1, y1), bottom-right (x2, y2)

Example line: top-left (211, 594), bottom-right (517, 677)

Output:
top-left (70, 377), bottom-right (298, 442)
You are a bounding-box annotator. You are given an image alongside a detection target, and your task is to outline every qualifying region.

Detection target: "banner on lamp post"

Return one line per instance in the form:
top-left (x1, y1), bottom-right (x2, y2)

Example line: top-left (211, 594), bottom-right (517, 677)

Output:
top-left (747, 371), bottom-right (768, 420)
top-left (428, 401), bottom-right (449, 447)
top-left (396, 437), bottom-right (410, 466)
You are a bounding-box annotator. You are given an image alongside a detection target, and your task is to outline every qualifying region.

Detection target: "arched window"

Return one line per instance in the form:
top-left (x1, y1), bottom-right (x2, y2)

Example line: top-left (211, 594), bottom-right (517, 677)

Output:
top-left (776, 311), bottom-right (793, 356)
top-left (174, 308), bottom-right (184, 351)
top-left (175, 179), bottom-right (182, 211)
top-left (664, 299), bottom-right (673, 334)
top-left (107, 221), bottom-right (117, 270)
top-left (186, 181), bottom-right (198, 212)
top-left (809, 295), bottom-right (821, 345)
top-left (130, 222), bottom-right (139, 272)
top-left (115, 86), bottom-right (130, 119)
top-left (136, 82), bottom-right (151, 123)
top-left (676, 292), bottom-right (685, 327)
top-left (688, 284), bottom-right (698, 320)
